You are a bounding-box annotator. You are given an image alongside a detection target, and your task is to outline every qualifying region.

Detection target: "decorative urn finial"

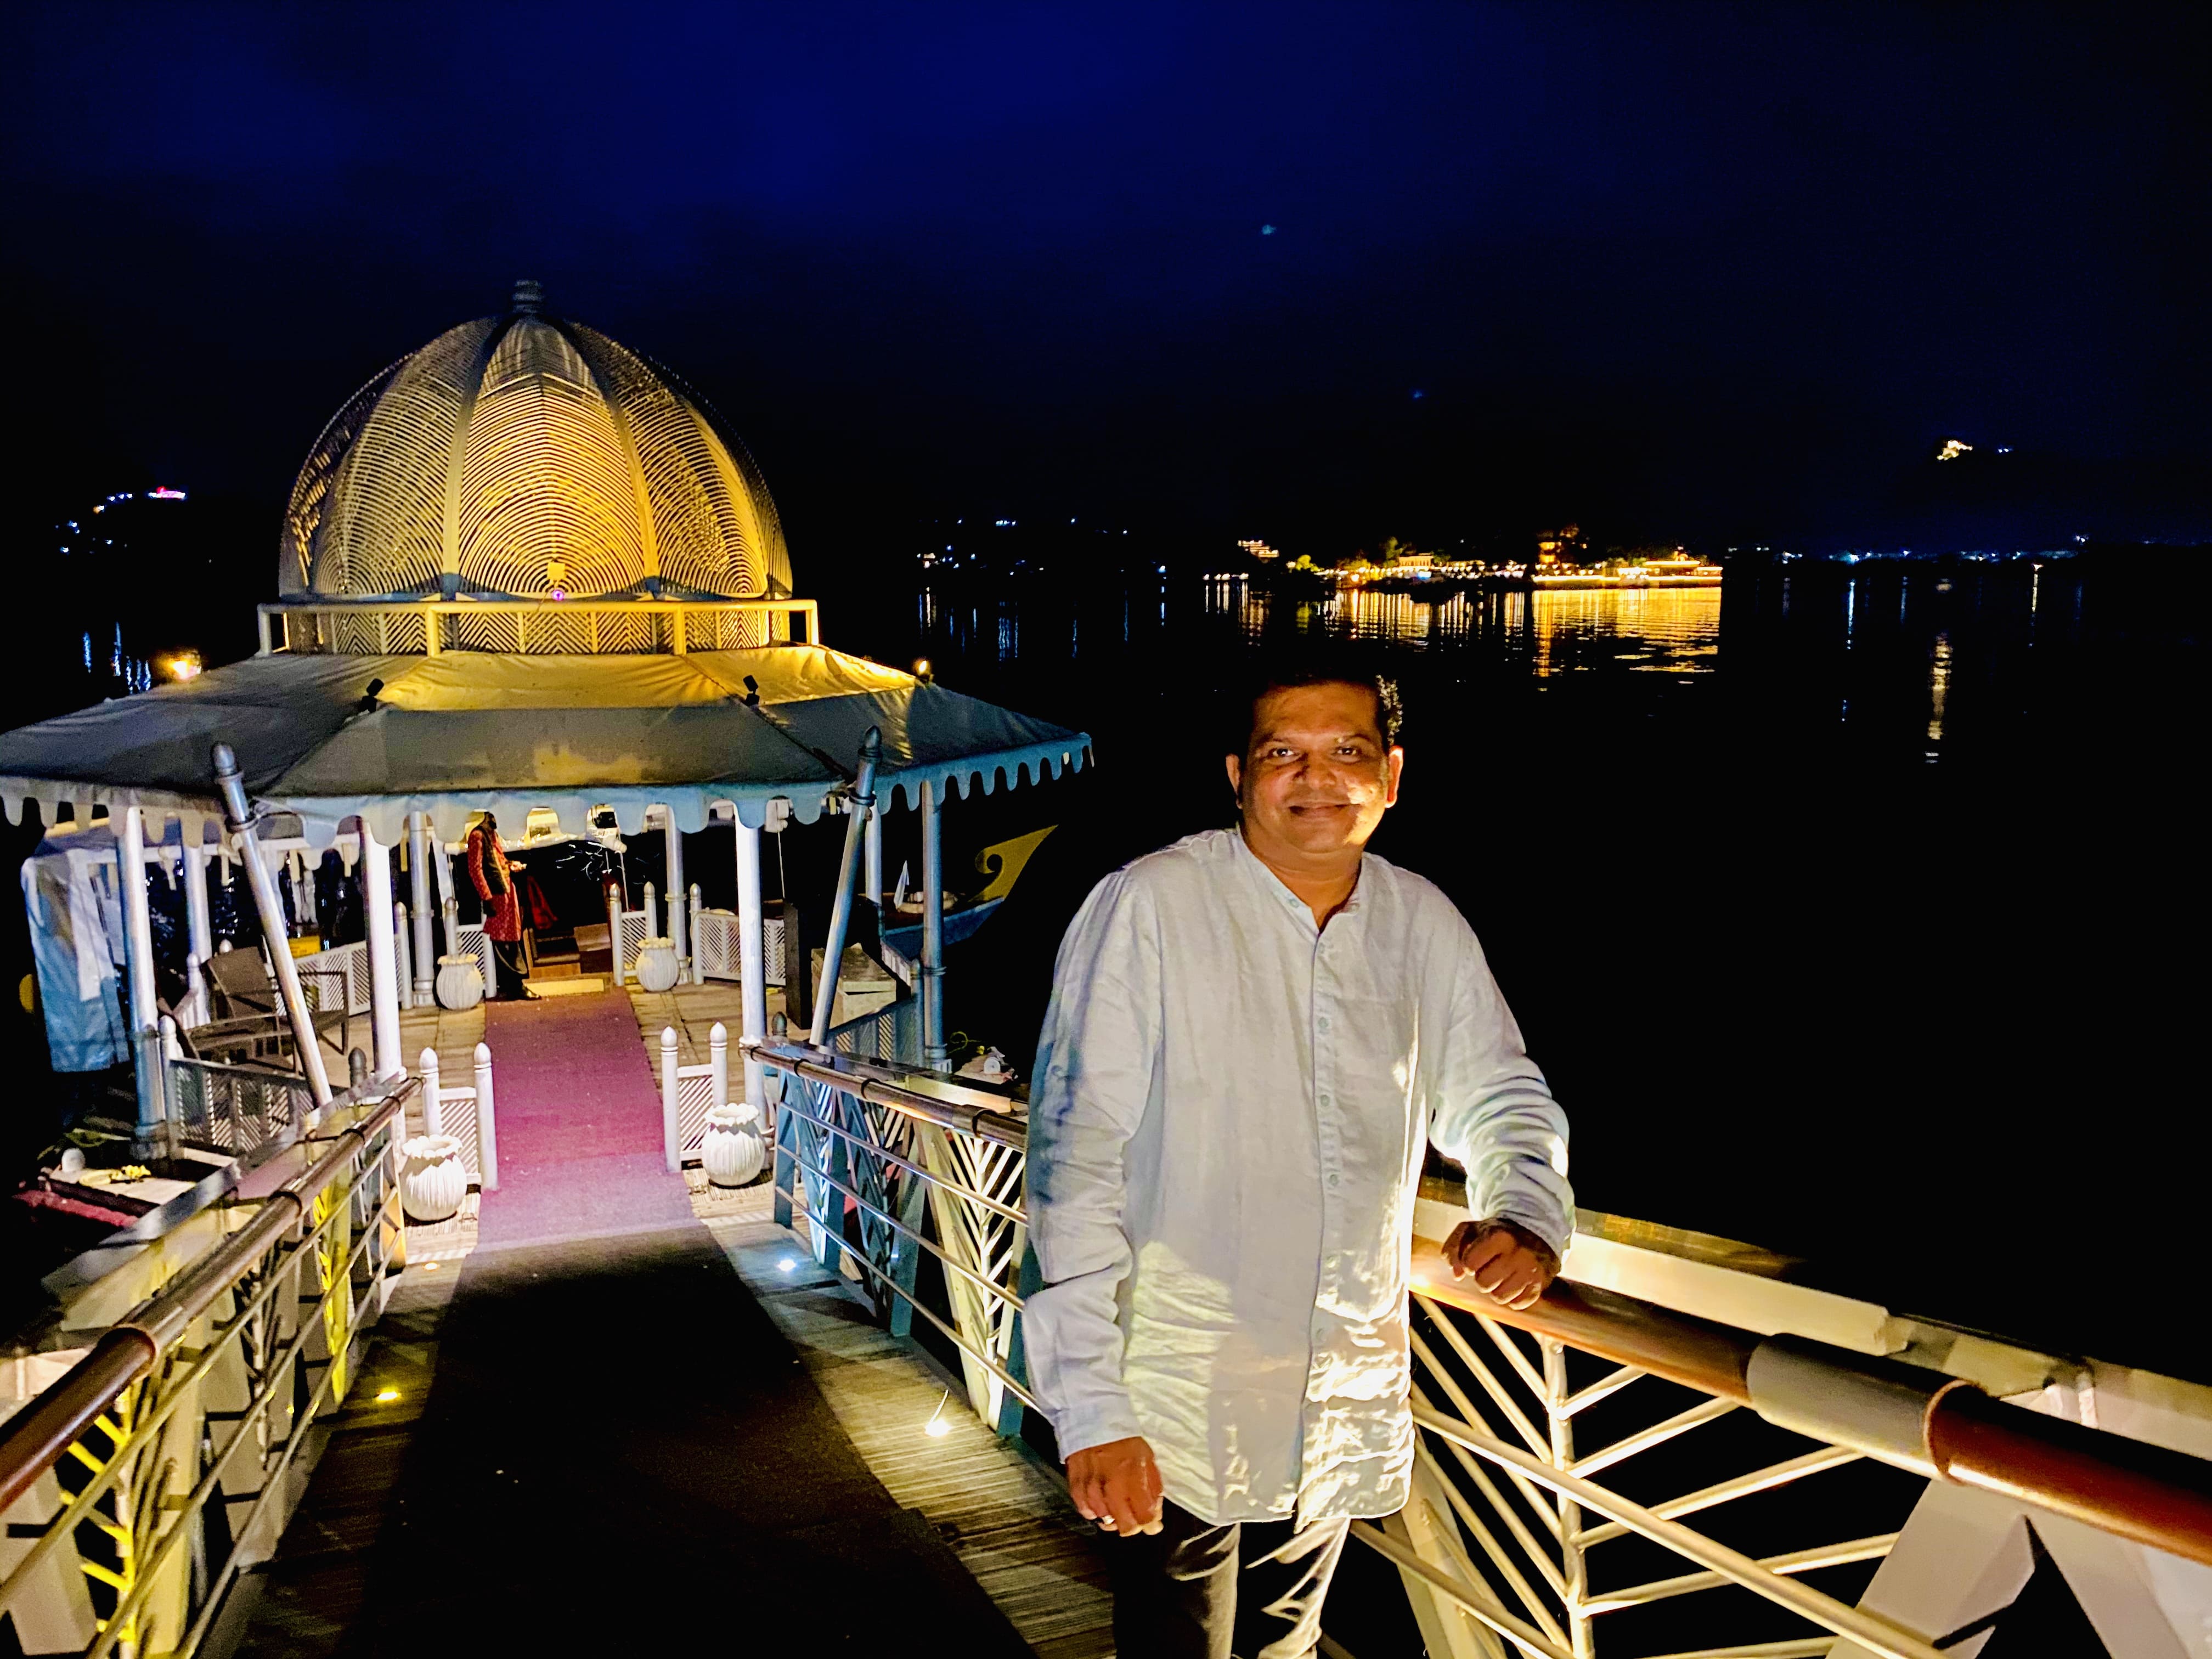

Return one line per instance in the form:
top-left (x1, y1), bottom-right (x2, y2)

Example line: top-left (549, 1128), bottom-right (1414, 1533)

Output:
top-left (511, 277), bottom-right (544, 315)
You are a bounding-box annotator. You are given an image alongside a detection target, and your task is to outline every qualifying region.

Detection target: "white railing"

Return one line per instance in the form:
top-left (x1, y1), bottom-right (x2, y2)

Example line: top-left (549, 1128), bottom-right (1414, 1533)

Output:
top-left (257, 596), bottom-right (820, 657)
top-left (416, 1045), bottom-right (499, 1188)
top-left (658, 1023), bottom-right (730, 1169)
top-left (0, 1081), bottom-right (411, 1658)
top-left (163, 1053), bottom-right (315, 1156)
top-left (749, 1037), bottom-right (2212, 1659)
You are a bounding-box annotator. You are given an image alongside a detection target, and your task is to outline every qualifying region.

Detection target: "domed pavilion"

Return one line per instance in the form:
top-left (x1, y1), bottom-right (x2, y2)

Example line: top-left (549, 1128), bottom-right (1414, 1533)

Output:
top-left (1, 284), bottom-right (1086, 1139)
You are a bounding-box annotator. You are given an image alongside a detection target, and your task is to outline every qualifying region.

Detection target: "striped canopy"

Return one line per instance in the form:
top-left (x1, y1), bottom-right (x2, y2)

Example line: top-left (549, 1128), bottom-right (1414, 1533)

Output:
top-left (0, 645), bottom-right (1090, 849)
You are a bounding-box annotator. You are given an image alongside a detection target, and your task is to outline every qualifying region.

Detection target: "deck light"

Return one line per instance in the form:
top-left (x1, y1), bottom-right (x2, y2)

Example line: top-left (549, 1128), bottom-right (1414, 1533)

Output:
top-left (912, 658), bottom-right (933, 684)
top-left (375, 1388), bottom-right (401, 1403)
top-left (778, 1256), bottom-right (797, 1272)
top-left (924, 1388), bottom-right (952, 1438)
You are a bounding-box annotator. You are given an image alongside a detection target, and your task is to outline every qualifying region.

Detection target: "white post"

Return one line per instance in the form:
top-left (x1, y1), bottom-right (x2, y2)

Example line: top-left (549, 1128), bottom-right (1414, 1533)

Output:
top-left (432, 830), bottom-right (459, 957)
top-left (420, 1047), bottom-right (444, 1137)
top-left (689, 884), bottom-right (705, 984)
top-left (710, 1022), bottom-right (729, 1113)
top-left (736, 820), bottom-right (767, 1110)
top-left (921, 779), bottom-right (946, 1069)
top-left (606, 882), bottom-right (627, 986)
top-left (292, 850), bottom-right (319, 933)
top-left (120, 806), bottom-right (163, 1149)
top-left (394, 901), bottom-right (414, 1011)
top-left (160, 1014), bottom-right (182, 1062)
top-left (664, 808), bottom-right (687, 972)
top-left (864, 803), bottom-right (883, 907)
top-left (407, 814), bottom-right (435, 1007)
top-left (183, 832), bottom-right (212, 1026)
top-left (645, 881), bottom-right (659, 940)
top-left (660, 1026), bottom-right (681, 1174)
top-left (360, 822), bottom-right (403, 1079)
top-left (474, 1041), bottom-right (499, 1190)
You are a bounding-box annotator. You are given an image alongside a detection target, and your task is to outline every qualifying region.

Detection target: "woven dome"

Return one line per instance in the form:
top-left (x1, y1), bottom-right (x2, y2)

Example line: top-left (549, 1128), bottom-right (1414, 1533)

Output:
top-left (280, 282), bottom-right (792, 603)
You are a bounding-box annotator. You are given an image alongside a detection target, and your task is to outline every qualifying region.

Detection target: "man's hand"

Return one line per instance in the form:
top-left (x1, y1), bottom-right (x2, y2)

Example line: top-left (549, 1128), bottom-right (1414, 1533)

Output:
top-left (1443, 1220), bottom-right (1560, 1311)
top-left (1066, 1436), bottom-right (1164, 1537)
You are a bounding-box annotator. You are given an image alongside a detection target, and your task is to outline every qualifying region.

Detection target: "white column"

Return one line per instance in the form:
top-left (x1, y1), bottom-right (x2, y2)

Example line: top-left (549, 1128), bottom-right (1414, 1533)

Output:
top-left (359, 821), bottom-right (403, 1079)
top-left (659, 1026), bottom-right (681, 1174)
top-left (689, 884), bottom-right (705, 985)
top-left (710, 1021), bottom-right (729, 1111)
top-left (921, 780), bottom-right (946, 1069)
top-left (420, 1047), bottom-right (443, 1136)
top-left (644, 881), bottom-right (659, 939)
top-left (432, 827), bottom-right (459, 956)
top-left (664, 808), bottom-right (688, 970)
top-left (473, 1041), bottom-right (499, 1190)
top-left (183, 832), bottom-right (212, 1026)
top-left (407, 813), bottom-right (435, 1007)
top-left (606, 881), bottom-right (627, 986)
top-left (864, 803), bottom-right (883, 906)
top-left (394, 901), bottom-right (414, 1008)
top-left (120, 806), bottom-right (163, 1148)
top-left (736, 820), bottom-right (767, 1109)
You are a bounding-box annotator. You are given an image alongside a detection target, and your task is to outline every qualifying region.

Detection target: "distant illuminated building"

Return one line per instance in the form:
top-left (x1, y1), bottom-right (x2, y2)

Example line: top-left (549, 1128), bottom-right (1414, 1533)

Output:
top-left (1535, 524), bottom-right (1585, 566)
top-left (1936, 438), bottom-right (1974, 461)
top-left (1236, 538), bottom-right (1281, 561)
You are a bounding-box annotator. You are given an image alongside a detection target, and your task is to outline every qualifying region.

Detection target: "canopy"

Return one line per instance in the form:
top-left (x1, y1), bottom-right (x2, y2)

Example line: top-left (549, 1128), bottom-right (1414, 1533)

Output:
top-left (0, 645), bottom-right (1090, 849)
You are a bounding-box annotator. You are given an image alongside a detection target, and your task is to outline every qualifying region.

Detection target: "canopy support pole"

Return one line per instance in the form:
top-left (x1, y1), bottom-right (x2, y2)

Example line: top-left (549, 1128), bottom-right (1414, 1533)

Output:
top-left (182, 831), bottom-right (212, 1029)
top-left (811, 730), bottom-right (882, 1047)
top-left (864, 804), bottom-right (882, 906)
top-left (359, 820), bottom-right (403, 1079)
top-left (407, 813), bottom-right (435, 1008)
top-left (664, 807), bottom-right (688, 976)
top-left (921, 778), bottom-right (946, 1069)
top-left (736, 819), bottom-right (767, 1109)
top-left (120, 806), bottom-right (163, 1155)
top-left (214, 744), bottom-right (332, 1109)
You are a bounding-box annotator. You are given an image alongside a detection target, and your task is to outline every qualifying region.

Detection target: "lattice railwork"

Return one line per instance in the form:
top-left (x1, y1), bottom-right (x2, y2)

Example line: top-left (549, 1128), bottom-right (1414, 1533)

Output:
top-left (445, 609), bottom-right (522, 653)
top-left (169, 1060), bottom-right (314, 1154)
top-left (694, 908), bottom-right (740, 980)
top-left (295, 939), bottom-right (372, 1016)
top-left (517, 607), bottom-right (596, 654)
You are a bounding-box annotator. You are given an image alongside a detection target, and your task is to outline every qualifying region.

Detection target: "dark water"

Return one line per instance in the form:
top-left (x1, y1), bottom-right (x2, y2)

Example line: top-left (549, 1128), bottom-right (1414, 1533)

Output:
top-left (840, 555), bottom-right (2209, 1381)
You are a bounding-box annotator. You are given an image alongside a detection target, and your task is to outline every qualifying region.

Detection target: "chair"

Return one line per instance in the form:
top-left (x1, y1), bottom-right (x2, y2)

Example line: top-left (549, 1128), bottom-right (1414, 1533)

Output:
top-left (190, 946), bottom-right (351, 1072)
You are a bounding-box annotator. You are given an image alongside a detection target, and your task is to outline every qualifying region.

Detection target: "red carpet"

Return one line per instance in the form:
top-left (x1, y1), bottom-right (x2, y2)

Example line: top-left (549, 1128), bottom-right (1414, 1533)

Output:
top-left (473, 991), bottom-right (696, 1249)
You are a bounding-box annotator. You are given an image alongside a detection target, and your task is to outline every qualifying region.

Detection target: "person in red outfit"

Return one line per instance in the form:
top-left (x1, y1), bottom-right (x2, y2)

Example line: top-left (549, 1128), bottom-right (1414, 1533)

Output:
top-left (465, 812), bottom-right (530, 1000)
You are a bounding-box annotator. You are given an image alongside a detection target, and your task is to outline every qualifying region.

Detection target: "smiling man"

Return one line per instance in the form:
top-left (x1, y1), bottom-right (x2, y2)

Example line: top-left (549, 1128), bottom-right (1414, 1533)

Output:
top-left (1025, 665), bottom-right (1573, 1658)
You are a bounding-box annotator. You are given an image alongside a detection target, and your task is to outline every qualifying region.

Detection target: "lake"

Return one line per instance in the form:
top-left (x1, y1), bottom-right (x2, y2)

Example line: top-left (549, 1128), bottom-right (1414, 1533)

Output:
top-left (843, 554), bottom-right (2209, 1380)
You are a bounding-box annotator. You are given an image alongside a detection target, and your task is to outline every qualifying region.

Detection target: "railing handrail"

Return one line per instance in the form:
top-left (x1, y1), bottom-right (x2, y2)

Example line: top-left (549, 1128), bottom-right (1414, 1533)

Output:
top-left (752, 1037), bottom-right (1027, 1147)
top-left (758, 1033), bottom-right (2212, 1571)
top-left (0, 1080), bottom-right (411, 1518)
top-left (170, 1053), bottom-right (314, 1085)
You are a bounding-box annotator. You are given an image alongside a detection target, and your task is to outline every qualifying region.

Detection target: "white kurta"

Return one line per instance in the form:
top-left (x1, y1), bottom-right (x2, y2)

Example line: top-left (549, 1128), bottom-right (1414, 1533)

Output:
top-left (1024, 828), bottom-right (1572, 1525)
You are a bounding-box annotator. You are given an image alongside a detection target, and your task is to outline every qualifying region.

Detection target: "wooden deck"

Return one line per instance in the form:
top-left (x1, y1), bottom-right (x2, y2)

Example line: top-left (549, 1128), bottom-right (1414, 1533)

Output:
top-left (699, 1185), bottom-right (1118, 1657)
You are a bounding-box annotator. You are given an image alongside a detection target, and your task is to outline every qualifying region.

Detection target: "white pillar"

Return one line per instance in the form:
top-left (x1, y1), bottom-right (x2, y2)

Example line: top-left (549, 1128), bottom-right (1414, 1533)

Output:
top-left (394, 901), bottom-right (414, 1009)
top-left (183, 832), bottom-right (212, 1026)
top-left (473, 1041), bottom-right (499, 1190)
top-left (120, 806), bottom-right (163, 1148)
top-left (420, 1047), bottom-right (443, 1137)
top-left (645, 881), bottom-right (659, 940)
top-left (407, 814), bottom-right (435, 1007)
top-left (660, 1026), bottom-right (681, 1174)
top-left (295, 850), bottom-right (320, 933)
top-left (689, 884), bottom-right (705, 984)
top-left (360, 821), bottom-right (403, 1079)
top-left (736, 821), bottom-right (767, 1109)
top-left (710, 1021), bottom-right (729, 1112)
top-left (606, 881), bottom-right (627, 986)
top-left (864, 803), bottom-right (883, 906)
top-left (921, 779), bottom-right (946, 1069)
top-left (664, 808), bottom-right (687, 970)
top-left (432, 828), bottom-right (459, 957)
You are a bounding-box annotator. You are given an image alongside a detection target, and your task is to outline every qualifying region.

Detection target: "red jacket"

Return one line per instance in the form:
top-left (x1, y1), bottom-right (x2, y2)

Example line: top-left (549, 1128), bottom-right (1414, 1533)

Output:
top-left (465, 824), bottom-right (522, 943)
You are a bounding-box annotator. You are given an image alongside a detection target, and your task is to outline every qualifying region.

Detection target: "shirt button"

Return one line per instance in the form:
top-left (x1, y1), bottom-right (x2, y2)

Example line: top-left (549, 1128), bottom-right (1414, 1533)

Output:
top-left (1318, 1092), bottom-right (1331, 1107)
top-left (1317, 1015), bottom-right (1331, 1032)
top-left (1328, 1173), bottom-right (1341, 1188)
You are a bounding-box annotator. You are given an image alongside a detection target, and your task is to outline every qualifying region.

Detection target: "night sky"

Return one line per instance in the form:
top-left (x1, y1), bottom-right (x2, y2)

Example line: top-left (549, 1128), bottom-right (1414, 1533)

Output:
top-left (5, 4), bottom-right (2207, 554)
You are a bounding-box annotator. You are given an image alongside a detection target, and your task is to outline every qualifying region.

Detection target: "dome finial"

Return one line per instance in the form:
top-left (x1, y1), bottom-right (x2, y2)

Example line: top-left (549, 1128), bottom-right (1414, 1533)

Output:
top-left (511, 277), bottom-right (544, 315)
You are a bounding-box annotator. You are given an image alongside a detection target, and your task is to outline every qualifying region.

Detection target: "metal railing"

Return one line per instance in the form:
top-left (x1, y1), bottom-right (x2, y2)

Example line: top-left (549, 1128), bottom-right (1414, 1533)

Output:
top-left (0, 1078), bottom-right (414, 1658)
top-left (165, 1056), bottom-right (316, 1156)
top-left (748, 1036), bottom-right (2212, 1659)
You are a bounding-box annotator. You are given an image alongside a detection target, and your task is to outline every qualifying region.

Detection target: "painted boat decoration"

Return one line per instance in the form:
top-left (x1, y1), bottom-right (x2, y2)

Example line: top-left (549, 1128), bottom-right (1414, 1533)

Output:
top-left (880, 826), bottom-right (1055, 958)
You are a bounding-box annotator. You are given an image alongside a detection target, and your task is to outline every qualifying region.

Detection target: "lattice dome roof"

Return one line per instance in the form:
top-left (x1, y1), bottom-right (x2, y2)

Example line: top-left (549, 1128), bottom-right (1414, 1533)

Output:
top-left (280, 281), bottom-right (793, 602)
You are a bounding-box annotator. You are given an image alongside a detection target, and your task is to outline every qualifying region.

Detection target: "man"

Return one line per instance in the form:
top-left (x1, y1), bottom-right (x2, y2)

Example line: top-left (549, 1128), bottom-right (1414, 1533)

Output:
top-left (464, 812), bottom-right (529, 1000)
top-left (1025, 667), bottom-right (1572, 1657)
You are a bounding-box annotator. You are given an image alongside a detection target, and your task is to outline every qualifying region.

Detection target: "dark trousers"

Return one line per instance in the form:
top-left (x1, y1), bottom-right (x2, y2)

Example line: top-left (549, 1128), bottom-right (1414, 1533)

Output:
top-left (1111, 1498), bottom-right (1351, 1659)
top-left (489, 938), bottom-right (528, 999)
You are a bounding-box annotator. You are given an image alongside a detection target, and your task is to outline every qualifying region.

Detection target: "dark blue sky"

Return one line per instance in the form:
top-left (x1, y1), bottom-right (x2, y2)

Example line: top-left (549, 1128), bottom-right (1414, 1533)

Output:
top-left (5, 3), bottom-right (2205, 552)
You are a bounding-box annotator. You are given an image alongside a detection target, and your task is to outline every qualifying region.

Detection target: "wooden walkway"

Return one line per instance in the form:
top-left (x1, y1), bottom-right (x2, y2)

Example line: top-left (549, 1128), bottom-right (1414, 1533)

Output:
top-left (699, 1186), bottom-right (1118, 1657)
